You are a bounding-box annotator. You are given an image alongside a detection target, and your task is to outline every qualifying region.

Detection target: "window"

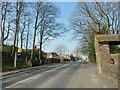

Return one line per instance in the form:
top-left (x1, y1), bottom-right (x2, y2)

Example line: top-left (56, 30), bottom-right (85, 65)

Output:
top-left (109, 45), bottom-right (120, 54)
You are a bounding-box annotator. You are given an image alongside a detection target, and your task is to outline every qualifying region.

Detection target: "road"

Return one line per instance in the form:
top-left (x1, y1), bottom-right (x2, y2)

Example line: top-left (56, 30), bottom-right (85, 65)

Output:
top-left (2, 62), bottom-right (117, 88)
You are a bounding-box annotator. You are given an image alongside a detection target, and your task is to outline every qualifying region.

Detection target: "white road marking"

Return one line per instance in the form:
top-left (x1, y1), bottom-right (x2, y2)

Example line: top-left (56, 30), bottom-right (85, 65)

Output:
top-left (91, 78), bottom-right (99, 83)
top-left (38, 64), bottom-right (77, 88)
top-left (91, 74), bottom-right (95, 77)
top-left (2, 64), bottom-right (62, 79)
top-left (103, 85), bottom-right (106, 88)
top-left (5, 63), bottom-right (71, 88)
top-left (3, 77), bottom-right (16, 83)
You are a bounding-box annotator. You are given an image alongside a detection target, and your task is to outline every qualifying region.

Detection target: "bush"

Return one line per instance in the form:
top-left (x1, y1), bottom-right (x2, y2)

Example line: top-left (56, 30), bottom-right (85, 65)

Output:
top-left (47, 58), bottom-right (60, 63)
top-left (83, 62), bottom-right (88, 64)
top-left (63, 59), bottom-right (70, 62)
top-left (31, 59), bottom-right (40, 66)
top-left (109, 45), bottom-right (120, 54)
top-left (2, 61), bottom-right (16, 72)
top-left (2, 51), bottom-right (14, 61)
top-left (52, 58), bottom-right (60, 63)
top-left (17, 61), bottom-right (29, 69)
top-left (2, 60), bottom-right (29, 72)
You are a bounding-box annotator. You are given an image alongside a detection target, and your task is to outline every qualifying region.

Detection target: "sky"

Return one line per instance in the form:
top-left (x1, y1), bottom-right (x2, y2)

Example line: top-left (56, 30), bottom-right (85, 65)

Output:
top-left (3, 1), bottom-right (120, 58)
top-left (42, 2), bottom-right (82, 56)
top-left (3, 2), bottom-right (86, 58)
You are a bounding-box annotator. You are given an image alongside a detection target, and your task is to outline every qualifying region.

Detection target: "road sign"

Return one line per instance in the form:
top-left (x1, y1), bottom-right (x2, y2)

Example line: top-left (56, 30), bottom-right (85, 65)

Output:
top-left (18, 49), bottom-right (23, 53)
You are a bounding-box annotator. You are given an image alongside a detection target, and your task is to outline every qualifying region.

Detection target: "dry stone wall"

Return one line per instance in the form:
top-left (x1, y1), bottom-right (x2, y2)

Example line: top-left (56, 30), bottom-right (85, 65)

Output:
top-left (95, 34), bottom-right (120, 86)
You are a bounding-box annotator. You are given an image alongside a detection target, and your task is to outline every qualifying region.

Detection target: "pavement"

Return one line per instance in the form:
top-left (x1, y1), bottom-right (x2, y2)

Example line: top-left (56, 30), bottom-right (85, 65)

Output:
top-left (2, 61), bottom-right (118, 88)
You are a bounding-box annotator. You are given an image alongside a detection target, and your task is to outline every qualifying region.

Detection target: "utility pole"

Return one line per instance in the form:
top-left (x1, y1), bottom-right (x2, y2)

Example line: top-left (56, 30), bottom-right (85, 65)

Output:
top-left (68, 49), bottom-right (69, 55)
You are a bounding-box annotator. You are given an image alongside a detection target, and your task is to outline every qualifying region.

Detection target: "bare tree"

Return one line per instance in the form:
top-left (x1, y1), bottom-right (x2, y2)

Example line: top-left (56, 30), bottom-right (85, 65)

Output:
top-left (54, 44), bottom-right (67, 57)
top-left (25, 15), bottom-right (31, 52)
top-left (70, 2), bottom-right (118, 36)
top-left (74, 46), bottom-right (81, 57)
top-left (12, 2), bottom-right (23, 56)
top-left (37, 2), bottom-right (64, 61)
top-left (1, 2), bottom-right (65, 62)
top-left (1, 2), bottom-right (12, 52)
top-left (30, 2), bottom-right (42, 60)
top-left (30, 2), bottom-right (65, 60)
top-left (70, 2), bottom-right (118, 62)
top-left (20, 15), bottom-right (27, 49)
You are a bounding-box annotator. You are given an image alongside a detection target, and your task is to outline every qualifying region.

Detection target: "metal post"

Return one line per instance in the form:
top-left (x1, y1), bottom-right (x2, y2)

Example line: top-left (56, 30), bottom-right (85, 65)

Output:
top-left (68, 50), bottom-right (69, 56)
top-left (14, 52), bottom-right (17, 67)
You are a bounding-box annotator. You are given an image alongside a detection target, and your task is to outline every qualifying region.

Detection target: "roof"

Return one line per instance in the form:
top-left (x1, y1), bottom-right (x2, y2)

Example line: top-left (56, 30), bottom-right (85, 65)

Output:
top-left (46, 52), bottom-right (59, 57)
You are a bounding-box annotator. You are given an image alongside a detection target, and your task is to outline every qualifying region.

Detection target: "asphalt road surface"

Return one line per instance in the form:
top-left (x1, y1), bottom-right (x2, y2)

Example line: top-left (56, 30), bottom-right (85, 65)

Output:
top-left (2, 62), bottom-right (117, 88)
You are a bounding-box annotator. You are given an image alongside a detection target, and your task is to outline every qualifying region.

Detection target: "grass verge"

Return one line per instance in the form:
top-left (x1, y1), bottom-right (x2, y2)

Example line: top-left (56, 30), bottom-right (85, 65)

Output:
top-left (83, 62), bottom-right (88, 64)
top-left (2, 61), bottom-right (29, 72)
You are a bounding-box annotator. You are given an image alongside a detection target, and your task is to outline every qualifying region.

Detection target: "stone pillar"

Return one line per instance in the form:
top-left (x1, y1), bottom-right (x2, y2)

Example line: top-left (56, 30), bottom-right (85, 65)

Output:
top-left (99, 44), bottom-right (111, 64)
top-left (95, 42), bottom-right (111, 73)
top-left (95, 35), bottom-right (111, 73)
top-left (95, 37), bottom-right (102, 73)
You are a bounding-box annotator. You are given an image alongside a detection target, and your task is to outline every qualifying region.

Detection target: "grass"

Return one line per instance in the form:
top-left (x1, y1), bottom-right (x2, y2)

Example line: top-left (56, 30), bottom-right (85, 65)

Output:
top-left (2, 61), bottom-right (29, 72)
top-left (83, 62), bottom-right (88, 64)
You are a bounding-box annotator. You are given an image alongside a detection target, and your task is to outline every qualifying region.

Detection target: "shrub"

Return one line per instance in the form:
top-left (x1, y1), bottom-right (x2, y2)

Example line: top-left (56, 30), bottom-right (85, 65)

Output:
top-left (83, 62), bottom-right (88, 64)
top-left (2, 60), bottom-right (29, 72)
top-left (31, 59), bottom-right (40, 66)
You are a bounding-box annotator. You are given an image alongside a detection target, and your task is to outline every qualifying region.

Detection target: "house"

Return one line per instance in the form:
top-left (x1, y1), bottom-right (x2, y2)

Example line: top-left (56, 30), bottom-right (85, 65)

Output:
top-left (46, 52), bottom-right (59, 59)
top-left (63, 55), bottom-right (71, 60)
top-left (62, 55), bottom-right (75, 61)
top-left (70, 55), bottom-right (75, 61)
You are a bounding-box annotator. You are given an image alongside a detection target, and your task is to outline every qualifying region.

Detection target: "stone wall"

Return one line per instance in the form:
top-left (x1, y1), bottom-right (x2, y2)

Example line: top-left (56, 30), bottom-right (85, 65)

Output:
top-left (111, 54), bottom-right (120, 64)
top-left (95, 34), bottom-right (120, 86)
top-left (102, 54), bottom-right (120, 86)
top-left (102, 64), bottom-right (119, 86)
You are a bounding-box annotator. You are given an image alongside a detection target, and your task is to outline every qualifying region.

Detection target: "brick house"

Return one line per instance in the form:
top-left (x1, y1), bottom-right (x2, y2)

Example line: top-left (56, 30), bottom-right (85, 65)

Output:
top-left (63, 55), bottom-right (75, 61)
top-left (46, 52), bottom-right (59, 59)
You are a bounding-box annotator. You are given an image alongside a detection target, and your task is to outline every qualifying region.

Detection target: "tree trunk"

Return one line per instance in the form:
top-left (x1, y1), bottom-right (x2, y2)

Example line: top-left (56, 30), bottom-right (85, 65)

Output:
top-left (39, 30), bottom-right (43, 64)
top-left (26, 31), bottom-right (29, 51)
top-left (1, 3), bottom-right (10, 52)
top-left (12, 21), bottom-right (18, 56)
top-left (30, 2), bottom-right (41, 60)
top-left (21, 21), bottom-right (25, 49)
top-left (12, 2), bottom-right (23, 56)
top-left (26, 16), bottom-right (30, 52)
top-left (1, 29), bottom-right (4, 52)
top-left (16, 28), bottom-right (19, 48)
top-left (0, 35), bottom-right (3, 51)
top-left (21, 33), bottom-right (23, 49)
top-left (1, 6), bottom-right (6, 52)
top-left (30, 29), bottom-right (36, 60)
top-left (98, 23), bottom-right (101, 34)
